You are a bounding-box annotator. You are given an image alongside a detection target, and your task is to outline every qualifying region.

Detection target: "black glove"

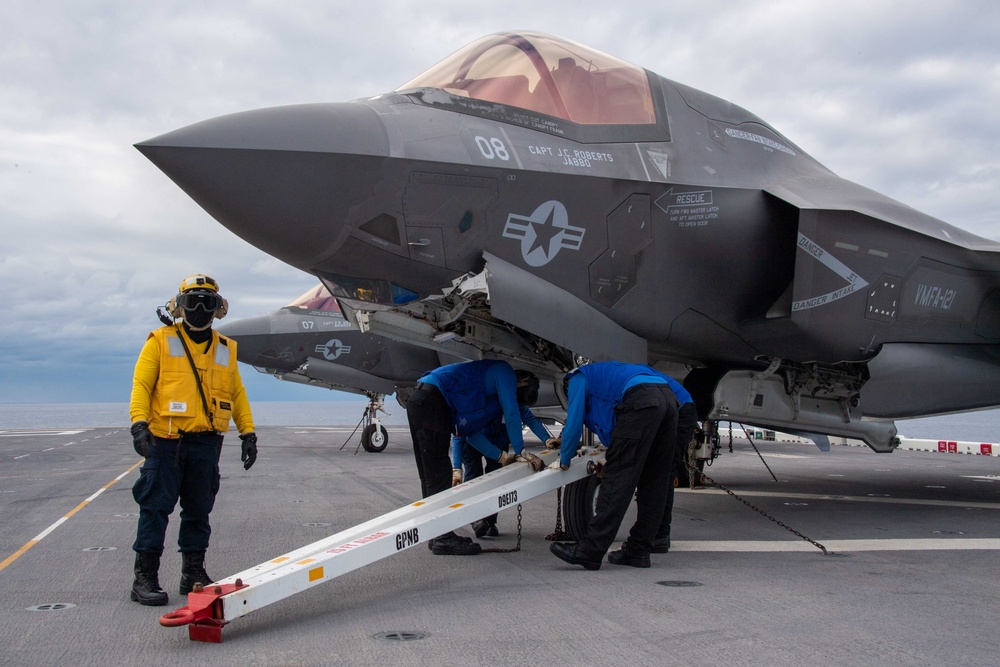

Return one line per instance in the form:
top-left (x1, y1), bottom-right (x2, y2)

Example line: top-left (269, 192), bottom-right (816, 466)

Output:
top-left (130, 421), bottom-right (154, 458)
top-left (239, 432), bottom-right (258, 470)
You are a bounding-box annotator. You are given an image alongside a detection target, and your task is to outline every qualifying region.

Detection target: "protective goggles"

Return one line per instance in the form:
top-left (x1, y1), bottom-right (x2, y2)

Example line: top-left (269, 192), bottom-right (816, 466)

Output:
top-left (177, 291), bottom-right (223, 312)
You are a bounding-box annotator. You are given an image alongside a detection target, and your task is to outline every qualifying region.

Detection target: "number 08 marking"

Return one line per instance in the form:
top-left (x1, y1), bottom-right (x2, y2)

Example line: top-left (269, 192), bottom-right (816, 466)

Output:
top-left (475, 136), bottom-right (510, 161)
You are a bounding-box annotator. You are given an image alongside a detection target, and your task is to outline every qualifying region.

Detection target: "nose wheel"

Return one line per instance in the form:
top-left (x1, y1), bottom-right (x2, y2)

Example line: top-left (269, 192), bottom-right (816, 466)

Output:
top-left (341, 393), bottom-right (389, 453)
top-left (362, 422), bottom-right (388, 452)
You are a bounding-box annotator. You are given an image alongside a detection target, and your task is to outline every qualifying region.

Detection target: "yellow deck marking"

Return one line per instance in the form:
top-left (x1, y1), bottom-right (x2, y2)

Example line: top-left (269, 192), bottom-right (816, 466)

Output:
top-left (0, 460), bottom-right (143, 572)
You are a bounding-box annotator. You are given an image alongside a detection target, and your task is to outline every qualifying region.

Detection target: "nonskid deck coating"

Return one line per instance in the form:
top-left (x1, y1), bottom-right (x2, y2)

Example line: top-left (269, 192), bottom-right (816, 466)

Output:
top-left (2, 425), bottom-right (999, 666)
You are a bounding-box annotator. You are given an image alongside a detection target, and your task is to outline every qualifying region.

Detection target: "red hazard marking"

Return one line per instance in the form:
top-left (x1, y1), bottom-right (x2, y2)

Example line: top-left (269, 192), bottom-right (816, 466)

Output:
top-left (326, 531), bottom-right (389, 555)
top-left (981, 444), bottom-right (993, 455)
top-left (938, 441), bottom-right (958, 453)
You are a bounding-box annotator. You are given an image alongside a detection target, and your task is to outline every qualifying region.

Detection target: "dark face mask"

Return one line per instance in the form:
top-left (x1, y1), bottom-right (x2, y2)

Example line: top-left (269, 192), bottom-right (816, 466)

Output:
top-left (183, 307), bottom-right (214, 330)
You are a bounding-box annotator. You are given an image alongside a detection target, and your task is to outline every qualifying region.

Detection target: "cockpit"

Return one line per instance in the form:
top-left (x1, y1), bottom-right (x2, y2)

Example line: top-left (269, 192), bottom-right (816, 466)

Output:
top-left (398, 32), bottom-right (656, 126)
top-left (285, 284), bottom-right (343, 314)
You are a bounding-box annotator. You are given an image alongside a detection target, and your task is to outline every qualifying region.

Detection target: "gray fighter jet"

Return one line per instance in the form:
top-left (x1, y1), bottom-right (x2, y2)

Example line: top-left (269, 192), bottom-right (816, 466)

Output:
top-left (216, 283), bottom-right (457, 451)
top-left (137, 31), bottom-right (1000, 455)
top-left (216, 282), bottom-right (564, 452)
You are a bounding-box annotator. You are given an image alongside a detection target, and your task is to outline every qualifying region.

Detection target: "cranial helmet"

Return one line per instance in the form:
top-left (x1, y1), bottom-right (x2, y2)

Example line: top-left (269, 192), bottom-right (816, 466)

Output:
top-left (167, 273), bottom-right (228, 330)
top-left (178, 274), bottom-right (220, 294)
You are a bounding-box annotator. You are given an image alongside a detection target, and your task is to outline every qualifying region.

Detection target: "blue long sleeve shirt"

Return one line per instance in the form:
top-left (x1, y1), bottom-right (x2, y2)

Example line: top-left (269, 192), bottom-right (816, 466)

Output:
top-left (454, 406), bottom-right (551, 462)
top-left (420, 360), bottom-right (528, 454)
top-left (558, 363), bottom-right (674, 467)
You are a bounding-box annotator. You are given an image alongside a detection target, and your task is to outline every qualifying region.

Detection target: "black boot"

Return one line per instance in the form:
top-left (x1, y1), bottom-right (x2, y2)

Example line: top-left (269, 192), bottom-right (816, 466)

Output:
top-left (179, 551), bottom-right (213, 595)
top-left (608, 541), bottom-right (651, 568)
top-left (549, 542), bottom-right (603, 570)
top-left (131, 552), bottom-right (168, 606)
top-left (429, 532), bottom-right (482, 555)
top-left (651, 528), bottom-right (671, 554)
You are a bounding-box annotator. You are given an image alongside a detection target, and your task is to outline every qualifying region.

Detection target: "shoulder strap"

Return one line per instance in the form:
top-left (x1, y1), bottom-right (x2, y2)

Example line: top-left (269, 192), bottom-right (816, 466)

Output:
top-left (173, 325), bottom-right (214, 427)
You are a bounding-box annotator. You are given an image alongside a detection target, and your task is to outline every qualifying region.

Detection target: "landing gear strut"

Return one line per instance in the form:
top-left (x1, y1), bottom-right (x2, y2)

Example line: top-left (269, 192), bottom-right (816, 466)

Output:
top-left (340, 393), bottom-right (389, 453)
top-left (686, 421), bottom-right (721, 487)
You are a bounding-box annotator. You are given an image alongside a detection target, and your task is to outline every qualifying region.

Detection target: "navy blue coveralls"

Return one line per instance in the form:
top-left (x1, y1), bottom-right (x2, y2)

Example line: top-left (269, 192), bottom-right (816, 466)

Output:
top-left (559, 362), bottom-right (679, 557)
top-left (131, 432), bottom-right (223, 555)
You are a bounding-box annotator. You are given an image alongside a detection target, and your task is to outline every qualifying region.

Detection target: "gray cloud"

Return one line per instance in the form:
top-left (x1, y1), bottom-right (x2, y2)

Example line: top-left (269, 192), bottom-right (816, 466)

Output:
top-left (1, 0), bottom-right (997, 403)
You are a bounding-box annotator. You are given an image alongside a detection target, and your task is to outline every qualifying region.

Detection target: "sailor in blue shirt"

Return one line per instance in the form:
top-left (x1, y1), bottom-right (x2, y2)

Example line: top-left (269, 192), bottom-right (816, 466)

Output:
top-left (451, 405), bottom-right (556, 537)
top-left (549, 362), bottom-right (679, 570)
top-left (407, 360), bottom-right (544, 555)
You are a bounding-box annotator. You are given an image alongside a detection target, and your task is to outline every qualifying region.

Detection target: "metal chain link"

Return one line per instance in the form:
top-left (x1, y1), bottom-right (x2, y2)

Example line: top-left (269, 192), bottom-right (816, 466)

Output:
top-left (689, 461), bottom-right (832, 555)
top-left (740, 423), bottom-right (778, 482)
top-left (516, 503), bottom-right (522, 550)
top-left (481, 503), bottom-right (522, 553)
top-left (546, 486), bottom-right (572, 541)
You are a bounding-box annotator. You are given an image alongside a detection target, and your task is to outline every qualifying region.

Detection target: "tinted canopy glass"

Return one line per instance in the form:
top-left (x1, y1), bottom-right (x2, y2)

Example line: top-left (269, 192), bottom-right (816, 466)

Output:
top-left (399, 32), bottom-right (656, 126)
top-left (285, 284), bottom-right (342, 313)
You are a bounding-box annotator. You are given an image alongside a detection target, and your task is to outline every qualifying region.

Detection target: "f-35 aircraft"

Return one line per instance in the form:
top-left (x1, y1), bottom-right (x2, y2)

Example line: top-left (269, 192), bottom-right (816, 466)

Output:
top-left (215, 283), bottom-right (459, 451)
top-left (215, 284), bottom-right (449, 399)
top-left (216, 282), bottom-right (565, 451)
top-left (137, 31), bottom-right (1000, 454)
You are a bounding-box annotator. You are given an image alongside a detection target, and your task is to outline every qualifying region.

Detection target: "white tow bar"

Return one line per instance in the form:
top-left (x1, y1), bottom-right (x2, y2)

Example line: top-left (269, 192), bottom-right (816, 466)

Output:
top-left (159, 448), bottom-right (599, 642)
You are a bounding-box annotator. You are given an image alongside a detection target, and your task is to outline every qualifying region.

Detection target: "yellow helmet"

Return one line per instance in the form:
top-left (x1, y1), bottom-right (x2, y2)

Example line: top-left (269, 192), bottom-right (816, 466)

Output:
top-left (178, 274), bottom-right (220, 293)
top-left (167, 274), bottom-right (228, 325)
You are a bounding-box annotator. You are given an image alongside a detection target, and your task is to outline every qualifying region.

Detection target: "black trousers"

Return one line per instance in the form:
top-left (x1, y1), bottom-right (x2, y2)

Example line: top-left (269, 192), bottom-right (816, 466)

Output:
top-left (578, 384), bottom-right (678, 557)
top-left (406, 384), bottom-right (455, 498)
top-left (658, 402), bottom-right (700, 538)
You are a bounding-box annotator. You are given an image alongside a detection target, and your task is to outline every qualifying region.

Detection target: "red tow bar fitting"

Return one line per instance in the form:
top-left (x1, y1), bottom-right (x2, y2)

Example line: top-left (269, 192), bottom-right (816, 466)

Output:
top-left (159, 579), bottom-right (248, 643)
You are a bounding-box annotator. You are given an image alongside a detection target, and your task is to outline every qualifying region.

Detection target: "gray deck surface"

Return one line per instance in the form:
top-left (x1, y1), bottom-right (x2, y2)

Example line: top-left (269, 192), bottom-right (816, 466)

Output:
top-left (2, 424), bottom-right (999, 666)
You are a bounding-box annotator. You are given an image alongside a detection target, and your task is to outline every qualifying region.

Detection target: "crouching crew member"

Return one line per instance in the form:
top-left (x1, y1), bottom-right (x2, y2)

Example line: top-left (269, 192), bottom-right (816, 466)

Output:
top-left (407, 360), bottom-right (544, 555)
top-left (549, 362), bottom-right (678, 570)
top-left (128, 274), bottom-right (259, 605)
top-left (451, 405), bottom-right (557, 538)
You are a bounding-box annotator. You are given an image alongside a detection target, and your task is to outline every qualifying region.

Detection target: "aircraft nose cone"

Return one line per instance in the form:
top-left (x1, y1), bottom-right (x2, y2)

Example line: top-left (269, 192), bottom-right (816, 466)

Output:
top-left (136, 102), bottom-right (389, 268)
top-left (216, 315), bottom-right (279, 366)
top-left (216, 314), bottom-right (273, 339)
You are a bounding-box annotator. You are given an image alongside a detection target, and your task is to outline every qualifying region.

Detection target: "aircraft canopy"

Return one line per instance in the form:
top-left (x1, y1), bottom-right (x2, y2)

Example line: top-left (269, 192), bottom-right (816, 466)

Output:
top-left (398, 32), bottom-right (656, 125)
top-left (285, 284), bottom-right (342, 313)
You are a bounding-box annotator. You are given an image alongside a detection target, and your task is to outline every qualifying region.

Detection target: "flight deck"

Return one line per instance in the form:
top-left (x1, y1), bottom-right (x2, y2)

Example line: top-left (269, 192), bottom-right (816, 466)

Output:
top-left (2, 424), bottom-right (999, 665)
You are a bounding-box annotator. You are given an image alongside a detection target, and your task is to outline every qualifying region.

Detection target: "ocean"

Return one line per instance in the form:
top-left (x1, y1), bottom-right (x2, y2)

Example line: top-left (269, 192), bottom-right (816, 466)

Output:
top-left (2, 401), bottom-right (1000, 443)
top-left (0, 401), bottom-right (410, 430)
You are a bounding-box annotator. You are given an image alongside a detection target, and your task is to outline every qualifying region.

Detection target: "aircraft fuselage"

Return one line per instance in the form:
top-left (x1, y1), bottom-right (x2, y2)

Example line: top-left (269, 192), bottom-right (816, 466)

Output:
top-left (137, 32), bottom-right (1000, 440)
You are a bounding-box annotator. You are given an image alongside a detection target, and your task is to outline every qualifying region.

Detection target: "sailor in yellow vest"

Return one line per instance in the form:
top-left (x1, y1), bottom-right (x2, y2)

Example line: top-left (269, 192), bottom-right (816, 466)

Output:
top-left (128, 274), bottom-right (258, 606)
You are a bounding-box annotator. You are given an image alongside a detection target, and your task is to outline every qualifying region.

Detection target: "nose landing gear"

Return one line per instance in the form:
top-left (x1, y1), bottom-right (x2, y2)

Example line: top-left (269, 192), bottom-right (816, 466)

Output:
top-left (340, 392), bottom-right (389, 453)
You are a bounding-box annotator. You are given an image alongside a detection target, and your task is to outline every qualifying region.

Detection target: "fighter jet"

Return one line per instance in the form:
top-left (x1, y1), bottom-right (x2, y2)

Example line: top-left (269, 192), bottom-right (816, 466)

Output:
top-left (216, 282), bottom-right (565, 451)
top-left (216, 283), bottom-right (458, 451)
top-left (137, 31), bottom-right (1000, 455)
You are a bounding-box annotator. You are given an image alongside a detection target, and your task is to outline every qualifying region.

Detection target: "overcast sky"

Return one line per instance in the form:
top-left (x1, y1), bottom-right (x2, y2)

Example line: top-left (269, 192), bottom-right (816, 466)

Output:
top-left (2, 0), bottom-right (998, 406)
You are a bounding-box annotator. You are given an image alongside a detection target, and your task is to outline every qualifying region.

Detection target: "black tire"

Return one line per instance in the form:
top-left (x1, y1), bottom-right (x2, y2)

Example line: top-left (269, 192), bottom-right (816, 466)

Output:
top-left (361, 424), bottom-right (388, 452)
top-left (562, 475), bottom-right (600, 542)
